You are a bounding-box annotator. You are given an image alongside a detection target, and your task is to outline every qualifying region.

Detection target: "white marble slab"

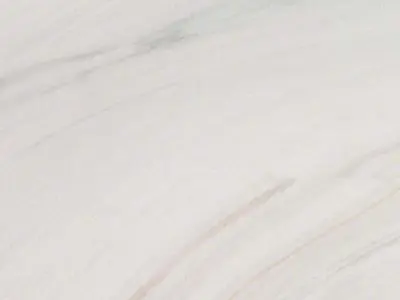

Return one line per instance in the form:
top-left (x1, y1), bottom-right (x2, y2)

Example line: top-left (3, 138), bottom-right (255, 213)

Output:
top-left (1, 0), bottom-right (400, 299)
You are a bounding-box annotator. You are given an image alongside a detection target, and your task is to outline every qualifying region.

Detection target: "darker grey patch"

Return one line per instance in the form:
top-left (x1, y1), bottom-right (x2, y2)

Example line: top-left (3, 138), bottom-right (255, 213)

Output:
top-left (135, 26), bottom-right (192, 54)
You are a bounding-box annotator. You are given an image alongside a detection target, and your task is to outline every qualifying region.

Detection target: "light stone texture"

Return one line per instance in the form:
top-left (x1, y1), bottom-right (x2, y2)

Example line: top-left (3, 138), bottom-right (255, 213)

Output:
top-left (1, 0), bottom-right (400, 299)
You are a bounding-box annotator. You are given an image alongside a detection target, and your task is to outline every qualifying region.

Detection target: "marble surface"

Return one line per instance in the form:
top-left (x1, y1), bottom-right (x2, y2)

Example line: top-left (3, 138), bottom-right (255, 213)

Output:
top-left (1, 0), bottom-right (400, 299)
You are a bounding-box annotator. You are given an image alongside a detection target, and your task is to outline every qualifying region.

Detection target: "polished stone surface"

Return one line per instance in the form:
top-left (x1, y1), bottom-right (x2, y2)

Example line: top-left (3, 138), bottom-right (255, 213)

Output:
top-left (1, 1), bottom-right (400, 299)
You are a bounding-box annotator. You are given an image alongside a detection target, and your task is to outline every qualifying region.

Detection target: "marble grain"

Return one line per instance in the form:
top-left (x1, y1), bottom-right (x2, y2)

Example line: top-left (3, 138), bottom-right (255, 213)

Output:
top-left (1, 0), bottom-right (400, 299)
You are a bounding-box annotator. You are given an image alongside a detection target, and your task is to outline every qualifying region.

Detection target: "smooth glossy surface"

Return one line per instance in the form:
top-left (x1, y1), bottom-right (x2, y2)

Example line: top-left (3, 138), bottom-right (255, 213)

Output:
top-left (1, 1), bottom-right (400, 299)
